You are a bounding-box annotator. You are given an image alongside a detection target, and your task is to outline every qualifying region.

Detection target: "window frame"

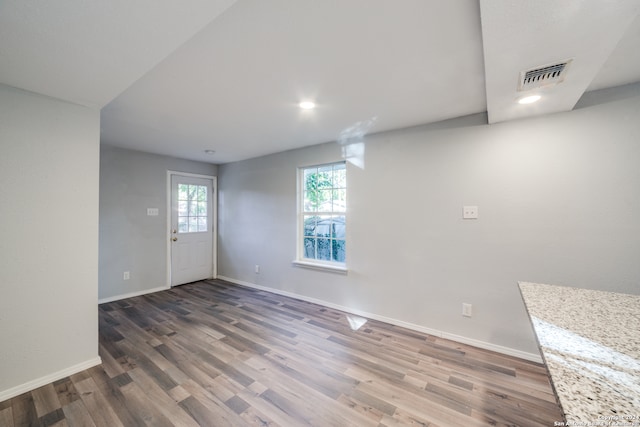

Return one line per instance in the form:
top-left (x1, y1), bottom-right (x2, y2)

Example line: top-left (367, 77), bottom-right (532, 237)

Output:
top-left (293, 161), bottom-right (348, 274)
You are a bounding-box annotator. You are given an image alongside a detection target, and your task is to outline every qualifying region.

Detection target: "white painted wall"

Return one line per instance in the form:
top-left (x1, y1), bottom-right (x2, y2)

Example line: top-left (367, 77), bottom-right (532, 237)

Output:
top-left (99, 145), bottom-right (217, 302)
top-left (0, 84), bottom-right (101, 399)
top-left (218, 83), bottom-right (640, 358)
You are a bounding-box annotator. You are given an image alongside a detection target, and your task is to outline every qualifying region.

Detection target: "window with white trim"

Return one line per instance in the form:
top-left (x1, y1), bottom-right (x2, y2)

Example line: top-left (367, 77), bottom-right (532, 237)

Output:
top-left (297, 162), bottom-right (346, 267)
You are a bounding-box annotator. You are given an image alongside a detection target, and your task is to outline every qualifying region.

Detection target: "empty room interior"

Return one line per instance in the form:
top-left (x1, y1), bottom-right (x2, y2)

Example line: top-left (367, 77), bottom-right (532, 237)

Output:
top-left (1, 1), bottom-right (639, 426)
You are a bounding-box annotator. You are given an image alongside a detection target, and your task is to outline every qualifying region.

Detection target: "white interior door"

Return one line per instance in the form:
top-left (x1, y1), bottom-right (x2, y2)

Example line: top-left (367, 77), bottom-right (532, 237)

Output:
top-left (170, 174), bottom-right (214, 286)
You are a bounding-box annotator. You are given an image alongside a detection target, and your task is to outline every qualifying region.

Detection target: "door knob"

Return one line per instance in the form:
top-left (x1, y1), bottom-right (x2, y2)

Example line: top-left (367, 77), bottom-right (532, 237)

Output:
top-left (172, 237), bottom-right (178, 242)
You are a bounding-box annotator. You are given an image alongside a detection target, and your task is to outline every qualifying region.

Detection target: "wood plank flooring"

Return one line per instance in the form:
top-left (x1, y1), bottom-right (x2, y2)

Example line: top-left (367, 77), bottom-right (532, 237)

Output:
top-left (1, 279), bottom-right (564, 426)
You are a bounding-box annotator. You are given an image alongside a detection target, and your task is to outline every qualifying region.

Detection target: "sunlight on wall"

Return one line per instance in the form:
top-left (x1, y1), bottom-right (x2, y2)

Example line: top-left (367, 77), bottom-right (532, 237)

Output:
top-left (338, 116), bottom-right (376, 169)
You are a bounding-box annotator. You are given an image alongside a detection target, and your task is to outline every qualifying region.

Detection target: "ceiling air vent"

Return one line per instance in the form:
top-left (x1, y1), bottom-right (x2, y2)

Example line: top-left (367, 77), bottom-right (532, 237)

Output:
top-left (518, 60), bottom-right (572, 91)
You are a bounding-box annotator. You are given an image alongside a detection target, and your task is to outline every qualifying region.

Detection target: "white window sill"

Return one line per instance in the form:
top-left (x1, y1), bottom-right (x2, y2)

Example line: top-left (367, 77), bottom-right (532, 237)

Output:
top-left (292, 260), bottom-right (348, 275)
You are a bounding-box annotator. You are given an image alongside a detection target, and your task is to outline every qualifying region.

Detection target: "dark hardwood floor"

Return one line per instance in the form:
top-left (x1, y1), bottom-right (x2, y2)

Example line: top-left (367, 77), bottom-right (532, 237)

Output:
top-left (1, 279), bottom-right (564, 426)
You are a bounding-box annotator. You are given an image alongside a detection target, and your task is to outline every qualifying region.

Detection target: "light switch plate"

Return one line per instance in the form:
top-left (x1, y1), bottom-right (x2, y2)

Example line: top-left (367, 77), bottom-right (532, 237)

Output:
top-left (463, 206), bottom-right (478, 219)
top-left (462, 303), bottom-right (472, 317)
top-left (147, 208), bottom-right (159, 216)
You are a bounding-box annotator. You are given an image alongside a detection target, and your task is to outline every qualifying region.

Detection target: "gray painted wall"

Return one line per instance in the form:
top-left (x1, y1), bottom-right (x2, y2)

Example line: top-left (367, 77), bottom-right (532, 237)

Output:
top-left (0, 84), bottom-right (100, 398)
top-left (99, 145), bottom-right (217, 301)
top-left (217, 83), bottom-right (640, 358)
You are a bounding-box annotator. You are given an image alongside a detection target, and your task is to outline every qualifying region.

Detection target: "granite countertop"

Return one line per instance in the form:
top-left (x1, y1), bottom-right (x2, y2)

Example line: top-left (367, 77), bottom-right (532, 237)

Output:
top-left (519, 282), bottom-right (640, 426)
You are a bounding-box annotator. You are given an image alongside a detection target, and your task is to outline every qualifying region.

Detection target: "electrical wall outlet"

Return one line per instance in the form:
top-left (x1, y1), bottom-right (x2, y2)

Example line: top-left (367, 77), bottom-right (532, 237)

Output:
top-left (255, 265), bottom-right (260, 274)
top-left (123, 271), bottom-right (130, 280)
top-left (462, 303), bottom-right (472, 317)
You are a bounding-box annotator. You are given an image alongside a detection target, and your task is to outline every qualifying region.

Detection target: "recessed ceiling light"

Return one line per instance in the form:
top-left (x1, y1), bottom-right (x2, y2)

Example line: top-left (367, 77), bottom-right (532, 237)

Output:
top-left (204, 149), bottom-right (216, 155)
top-left (299, 101), bottom-right (316, 110)
top-left (518, 95), bottom-right (541, 105)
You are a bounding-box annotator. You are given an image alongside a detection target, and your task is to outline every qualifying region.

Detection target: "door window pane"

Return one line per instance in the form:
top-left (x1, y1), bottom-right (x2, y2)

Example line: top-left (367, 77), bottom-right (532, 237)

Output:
top-left (178, 184), bottom-right (208, 233)
top-left (178, 201), bottom-right (188, 216)
top-left (179, 184), bottom-right (189, 200)
top-left (197, 186), bottom-right (207, 201)
top-left (178, 217), bottom-right (188, 233)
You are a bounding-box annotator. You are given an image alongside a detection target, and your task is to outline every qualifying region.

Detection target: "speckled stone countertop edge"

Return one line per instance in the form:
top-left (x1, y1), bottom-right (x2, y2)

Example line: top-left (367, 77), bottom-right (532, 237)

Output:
top-left (517, 282), bottom-right (567, 424)
top-left (518, 281), bottom-right (640, 424)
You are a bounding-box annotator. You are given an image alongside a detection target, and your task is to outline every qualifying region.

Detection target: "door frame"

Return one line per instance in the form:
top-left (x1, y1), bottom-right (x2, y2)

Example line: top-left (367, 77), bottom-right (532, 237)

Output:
top-left (166, 171), bottom-right (218, 287)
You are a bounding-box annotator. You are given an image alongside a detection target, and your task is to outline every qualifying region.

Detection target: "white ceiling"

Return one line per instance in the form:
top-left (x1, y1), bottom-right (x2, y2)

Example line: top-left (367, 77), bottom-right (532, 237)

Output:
top-left (0, 0), bottom-right (236, 108)
top-left (2, 1), bottom-right (639, 164)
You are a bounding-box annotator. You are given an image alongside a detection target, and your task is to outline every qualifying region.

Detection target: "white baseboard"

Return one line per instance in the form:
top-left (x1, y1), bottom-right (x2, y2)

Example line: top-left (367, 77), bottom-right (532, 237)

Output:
top-left (216, 275), bottom-right (543, 363)
top-left (98, 286), bottom-right (170, 304)
top-left (0, 356), bottom-right (102, 402)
